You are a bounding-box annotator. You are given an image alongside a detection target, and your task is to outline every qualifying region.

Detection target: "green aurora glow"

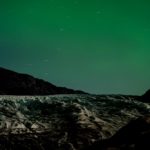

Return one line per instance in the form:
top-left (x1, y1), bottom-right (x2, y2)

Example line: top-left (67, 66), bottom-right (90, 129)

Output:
top-left (0, 0), bottom-right (150, 94)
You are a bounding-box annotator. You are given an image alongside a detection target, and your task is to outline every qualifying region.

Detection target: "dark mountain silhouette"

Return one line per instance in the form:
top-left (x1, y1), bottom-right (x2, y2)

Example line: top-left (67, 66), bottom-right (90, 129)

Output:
top-left (0, 67), bottom-right (86, 95)
top-left (141, 89), bottom-right (150, 103)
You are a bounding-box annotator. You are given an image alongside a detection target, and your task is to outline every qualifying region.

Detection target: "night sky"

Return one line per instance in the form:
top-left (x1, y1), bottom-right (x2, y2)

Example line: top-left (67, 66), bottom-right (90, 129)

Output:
top-left (0, 0), bottom-right (150, 95)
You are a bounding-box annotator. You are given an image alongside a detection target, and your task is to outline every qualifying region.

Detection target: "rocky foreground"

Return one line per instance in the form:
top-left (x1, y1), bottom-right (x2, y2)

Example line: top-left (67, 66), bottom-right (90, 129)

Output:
top-left (87, 115), bottom-right (150, 150)
top-left (0, 94), bottom-right (149, 150)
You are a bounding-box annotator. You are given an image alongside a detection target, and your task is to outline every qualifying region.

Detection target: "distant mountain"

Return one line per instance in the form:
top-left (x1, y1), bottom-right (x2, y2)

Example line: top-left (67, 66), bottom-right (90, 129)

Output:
top-left (0, 67), bottom-right (86, 95)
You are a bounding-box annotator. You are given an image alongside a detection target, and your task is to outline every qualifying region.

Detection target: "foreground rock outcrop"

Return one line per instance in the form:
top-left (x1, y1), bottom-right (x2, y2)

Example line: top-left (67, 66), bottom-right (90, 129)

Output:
top-left (87, 116), bottom-right (150, 150)
top-left (0, 67), bottom-right (85, 95)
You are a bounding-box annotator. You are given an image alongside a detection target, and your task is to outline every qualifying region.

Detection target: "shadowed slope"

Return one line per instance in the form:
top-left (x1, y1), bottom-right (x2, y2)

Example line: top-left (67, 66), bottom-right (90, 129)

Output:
top-left (0, 67), bottom-right (86, 95)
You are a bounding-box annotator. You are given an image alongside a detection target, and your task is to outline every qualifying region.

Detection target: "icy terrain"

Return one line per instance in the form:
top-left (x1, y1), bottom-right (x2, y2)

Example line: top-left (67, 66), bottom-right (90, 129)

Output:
top-left (0, 94), bottom-right (149, 150)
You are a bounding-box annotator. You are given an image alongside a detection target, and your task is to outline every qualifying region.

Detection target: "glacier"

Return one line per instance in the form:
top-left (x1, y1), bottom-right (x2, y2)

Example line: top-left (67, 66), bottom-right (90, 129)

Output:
top-left (0, 94), bottom-right (149, 150)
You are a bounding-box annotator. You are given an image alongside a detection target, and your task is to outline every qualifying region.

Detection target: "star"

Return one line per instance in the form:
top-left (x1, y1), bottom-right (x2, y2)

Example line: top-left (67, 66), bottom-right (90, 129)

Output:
top-left (43, 59), bottom-right (49, 62)
top-left (66, 15), bottom-right (71, 19)
top-left (96, 11), bottom-right (101, 14)
top-left (74, 1), bottom-right (79, 5)
top-left (56, 48), bottom-right (62, 52)
top-left (59, 28), bottom-right (65, 32)
top-left (25, 63), bottom-right (33, 66)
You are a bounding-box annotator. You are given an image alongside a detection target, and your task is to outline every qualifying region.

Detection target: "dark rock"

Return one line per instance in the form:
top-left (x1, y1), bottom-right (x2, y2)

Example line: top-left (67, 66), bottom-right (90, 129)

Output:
top-left (87, 116), bottom-right (150, 150)
top-left (141, 90), bottom-right (150, 103)
top-left (0, 67), bottom-right (86, 95)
